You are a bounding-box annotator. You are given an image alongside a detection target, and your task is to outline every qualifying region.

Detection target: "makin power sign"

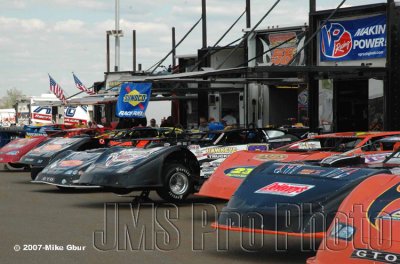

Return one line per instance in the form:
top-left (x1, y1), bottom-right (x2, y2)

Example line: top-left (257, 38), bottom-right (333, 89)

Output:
top-left (320, 14), bottom-right (386, 61)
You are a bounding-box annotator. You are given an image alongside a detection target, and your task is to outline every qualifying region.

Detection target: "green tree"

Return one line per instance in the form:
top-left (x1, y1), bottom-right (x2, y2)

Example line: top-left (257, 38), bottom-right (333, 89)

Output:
top-left (0, 88), bottom-right (26, 109)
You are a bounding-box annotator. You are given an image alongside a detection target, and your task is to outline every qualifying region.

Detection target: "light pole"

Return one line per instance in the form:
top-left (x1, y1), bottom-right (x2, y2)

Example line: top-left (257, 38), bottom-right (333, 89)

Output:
top-left (115, 0), bottom-right (120, 72)
top-left (106, 0), bottom-right (123, 72)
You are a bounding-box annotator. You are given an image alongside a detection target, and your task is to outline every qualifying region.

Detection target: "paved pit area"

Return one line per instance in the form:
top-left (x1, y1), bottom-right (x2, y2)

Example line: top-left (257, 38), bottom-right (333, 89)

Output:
top-left (0, 168), bottom-right (315, 264)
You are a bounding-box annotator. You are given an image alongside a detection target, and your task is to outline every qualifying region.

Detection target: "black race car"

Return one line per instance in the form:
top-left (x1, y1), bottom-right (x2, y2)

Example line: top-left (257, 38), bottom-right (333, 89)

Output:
top-left (73, 128), bottom-right (300, 202)
top-left (20, 135), bottom-right (104, 180)
top-left (21, 127), bottom-right (178, 180)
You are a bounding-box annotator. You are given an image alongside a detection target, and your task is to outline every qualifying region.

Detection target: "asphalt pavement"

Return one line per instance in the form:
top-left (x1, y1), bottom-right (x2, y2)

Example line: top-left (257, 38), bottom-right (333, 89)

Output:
top-left (0, 167), bottom-right (315, 264)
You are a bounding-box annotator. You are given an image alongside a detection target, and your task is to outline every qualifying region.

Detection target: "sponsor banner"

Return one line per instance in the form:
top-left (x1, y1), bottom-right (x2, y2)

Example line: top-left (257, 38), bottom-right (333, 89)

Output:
top-left (116, 83), bottom-right (152, 118)
top-left (256, 29), bottom-right (306, 66)
top-left (31, 105), bottom-right (89, 124)
top-left (31, 106), bottom-right (52, 123)
top-left (64, 106), bottom-right (89, 125)
top-left (255, 182), bottom-right (314, 196)
top-left (320, 14), bottom-right (386, 61)
top-left (32, 113), bottom-right (52, 122)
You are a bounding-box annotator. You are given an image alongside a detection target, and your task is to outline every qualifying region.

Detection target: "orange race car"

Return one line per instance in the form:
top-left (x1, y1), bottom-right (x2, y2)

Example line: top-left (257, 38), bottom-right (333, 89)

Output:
top-left (197, 132), bottom-right (400, 200)
top-left (307, 171), bottom-right (400, 264)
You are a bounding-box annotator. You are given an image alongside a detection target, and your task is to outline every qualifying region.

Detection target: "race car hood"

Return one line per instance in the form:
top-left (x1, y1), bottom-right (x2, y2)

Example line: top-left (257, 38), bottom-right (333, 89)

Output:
top-left (78, 146), bottom-right (169, 188)
top-left (217, 161), bottom-right (387, 234)
top-left (19, 137), bottom-right (91, 167)
top-left (197, 150), bottom-right (337, 200)
top-left (33, 149), bottom-right (105, 187)
top-left (0, 136), bottom-right (47, 163)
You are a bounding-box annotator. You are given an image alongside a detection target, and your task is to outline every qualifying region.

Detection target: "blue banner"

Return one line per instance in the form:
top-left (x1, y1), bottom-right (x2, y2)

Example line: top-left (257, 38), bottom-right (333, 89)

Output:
top-left (320, 14), bottom-right (386, 61)
top-left (116, 82), bottom-right (152, 118)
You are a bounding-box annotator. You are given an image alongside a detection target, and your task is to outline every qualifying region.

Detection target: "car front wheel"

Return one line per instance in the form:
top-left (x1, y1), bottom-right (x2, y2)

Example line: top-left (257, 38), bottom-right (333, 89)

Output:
top-left (156, 163), bottom-right (193, 203)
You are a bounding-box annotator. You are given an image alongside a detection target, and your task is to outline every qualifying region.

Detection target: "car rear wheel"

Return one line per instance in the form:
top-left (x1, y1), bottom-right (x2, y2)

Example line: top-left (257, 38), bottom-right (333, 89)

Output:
top-left (156, 163), bottom-right (193, 203)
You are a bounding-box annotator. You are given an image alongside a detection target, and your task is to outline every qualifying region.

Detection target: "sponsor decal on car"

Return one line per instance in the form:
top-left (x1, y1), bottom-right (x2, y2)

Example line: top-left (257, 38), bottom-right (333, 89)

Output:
top-left (298, 169), bottom-right (324, 175)
top-left (273, 164), bottom-right (304, 174)
top-left (3, 138), bottom-right (37, 149)
top-left (351, 249), bottom-right (400, 263)
top-left (378, 209), bottom-right (400, 221)
top-left (363, 153), bottom-right (388, 163)
top-left (253, 154), bottom-right (288, 161)
top-left (224, 166), bottom-right (255, 178)
top-left (247, 144), bottom-right (269, 151)
top-left (255, 182), bottom-right (314, 196)
top-left (105, 149), bottom-right (154, 167)
top-left (31, 138), bottom-right (79, 153)
top-left (41, 176), bottom-right (55, 183)
top-left (207, 154), bottom-right (230, 159)
top-left (367, 184), bottom-right (400, 229)
top-left (59, 160), bottom-right (84, 167)
top-left (205, 147), bottom-right (237, 154)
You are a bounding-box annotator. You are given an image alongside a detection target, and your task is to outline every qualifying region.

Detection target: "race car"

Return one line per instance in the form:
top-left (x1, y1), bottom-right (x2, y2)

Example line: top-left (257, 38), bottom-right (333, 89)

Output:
top-left (0, 124), bottom-right (79, 170)
top-left (19, 133), bottom-right (105, 180)
top-left (214, 136), bottom-right (400, 242)
top-left (187, 128), bottom-right (299, 178)
top-left (32, 127), bottom-right (186, 188)
top-left (307, 173), bottom-right (400, 263)
top-left (32, 128), bottom-right (296, 192)
top-left (308, 139), bottom-right (400, 263)
top-left (197, 131), bottom-right (400, 200)
top-left (73, 128), bottom-right (299, 202)
top-left (22, 127), bottom-right (182, 180)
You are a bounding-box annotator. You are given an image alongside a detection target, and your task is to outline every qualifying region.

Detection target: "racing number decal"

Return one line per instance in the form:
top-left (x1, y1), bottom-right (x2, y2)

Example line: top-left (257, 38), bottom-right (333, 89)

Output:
top-left (224, 166), bottom-right (255, 178)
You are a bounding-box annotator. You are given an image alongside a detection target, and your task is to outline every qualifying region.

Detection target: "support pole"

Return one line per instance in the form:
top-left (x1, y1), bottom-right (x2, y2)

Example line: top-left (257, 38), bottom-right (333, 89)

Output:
top-left (106, 33), bottom-right (110, 72)
top-left (172, 27), bottom-right (176, 68)
top-left (202, 0), bottom-right (207, 48)
top-left (133, 30), bottom-right (136, 72)
top-left (246, 0), bottom-right (251, 28)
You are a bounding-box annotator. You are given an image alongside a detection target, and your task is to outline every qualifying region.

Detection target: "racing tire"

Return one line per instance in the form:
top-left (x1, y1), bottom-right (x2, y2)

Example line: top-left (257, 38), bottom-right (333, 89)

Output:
top-left (30, 167), bottom-right (42, 181)
top-left (111, 188), bottom-right (134, 195)
top-left (156, 163), bottom-right (193, 203)
top-left (7, 162), bottom-right (25, 169)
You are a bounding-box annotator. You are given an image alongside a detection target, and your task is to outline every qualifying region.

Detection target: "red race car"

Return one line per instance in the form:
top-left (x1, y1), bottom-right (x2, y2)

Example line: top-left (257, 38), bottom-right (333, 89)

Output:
top-left (197, 132), bottom-right (400, 200)
top-left (308, 172), bottom-right (400, 264)
top-left (0, 126), bottom-right (104, 170)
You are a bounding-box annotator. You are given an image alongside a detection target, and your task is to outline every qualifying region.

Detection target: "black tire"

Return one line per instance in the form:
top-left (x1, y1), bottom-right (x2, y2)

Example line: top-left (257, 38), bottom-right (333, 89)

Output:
top-left (30, 167), bottom-right (43, 180)
top-left (156, 163), bottom-right (193, 203)
top-left (111, 188), bottom-right (134, 195)
top-left (7, 163), bottom-right (25, 169)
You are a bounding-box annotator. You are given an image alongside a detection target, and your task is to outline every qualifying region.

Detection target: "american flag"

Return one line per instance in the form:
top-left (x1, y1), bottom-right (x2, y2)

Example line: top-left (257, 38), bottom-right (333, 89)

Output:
top-left (48, 74), bottom-right (67, 104)
top-left (73, 73), bottom-right (95, 95)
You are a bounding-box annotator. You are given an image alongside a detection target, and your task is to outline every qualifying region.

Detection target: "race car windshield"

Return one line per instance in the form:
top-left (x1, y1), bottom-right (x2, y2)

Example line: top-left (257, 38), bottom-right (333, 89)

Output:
top-left (282, 137), bottom-right (363, 152)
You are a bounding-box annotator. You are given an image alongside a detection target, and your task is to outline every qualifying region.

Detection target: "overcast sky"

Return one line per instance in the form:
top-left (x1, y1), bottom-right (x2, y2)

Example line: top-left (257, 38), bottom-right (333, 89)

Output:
top-left (0, 0), bottom-right (386, 98)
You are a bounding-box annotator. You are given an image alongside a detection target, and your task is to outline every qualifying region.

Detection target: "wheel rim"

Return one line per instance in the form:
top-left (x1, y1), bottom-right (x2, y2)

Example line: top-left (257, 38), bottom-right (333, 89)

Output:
top-left (169, 172), bottom-right (189, 195)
